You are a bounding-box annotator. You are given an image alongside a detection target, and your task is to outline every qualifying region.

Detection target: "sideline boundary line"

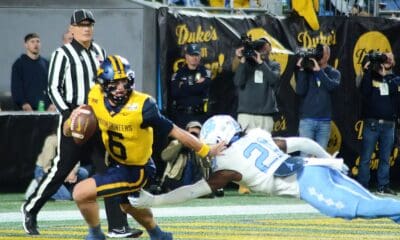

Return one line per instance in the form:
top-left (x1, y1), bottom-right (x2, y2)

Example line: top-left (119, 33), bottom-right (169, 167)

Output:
top-left (1, 204), bottom-right (317, 222)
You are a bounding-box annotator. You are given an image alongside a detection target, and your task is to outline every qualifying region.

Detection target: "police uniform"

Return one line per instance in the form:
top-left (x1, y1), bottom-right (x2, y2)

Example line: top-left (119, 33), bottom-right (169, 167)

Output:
top-left (170, 64), bottom-right (211, 128)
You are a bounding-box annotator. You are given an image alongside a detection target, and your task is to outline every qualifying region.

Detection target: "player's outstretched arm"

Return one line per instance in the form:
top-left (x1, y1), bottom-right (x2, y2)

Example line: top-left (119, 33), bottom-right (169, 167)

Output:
top-left (129, 179), bottom-right (212, 208)
top-left (169, 124), bottom-right (226, 158)
top-left (278, 137), bottom-right (331, 158)
top-left (129, 170), bottom-right (241, 208)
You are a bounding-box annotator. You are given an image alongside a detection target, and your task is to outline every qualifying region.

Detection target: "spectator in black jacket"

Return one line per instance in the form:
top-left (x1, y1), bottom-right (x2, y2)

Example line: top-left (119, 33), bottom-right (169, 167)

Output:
top-left (11, 33), bottom-right (55, 111)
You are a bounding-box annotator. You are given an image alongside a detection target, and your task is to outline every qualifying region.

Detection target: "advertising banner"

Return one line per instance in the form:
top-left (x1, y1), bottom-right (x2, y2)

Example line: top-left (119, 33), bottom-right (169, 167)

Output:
top-left (157, 8), bottom-right (400, 181)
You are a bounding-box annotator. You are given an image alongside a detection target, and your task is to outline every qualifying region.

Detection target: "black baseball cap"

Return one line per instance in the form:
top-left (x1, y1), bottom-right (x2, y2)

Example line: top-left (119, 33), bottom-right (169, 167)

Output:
top-left (71, 9), bottom-right (95, 24)
top-left (24, 33), bottom-right (40, 42)
top-left (186, 44), bottom-right (201, 56)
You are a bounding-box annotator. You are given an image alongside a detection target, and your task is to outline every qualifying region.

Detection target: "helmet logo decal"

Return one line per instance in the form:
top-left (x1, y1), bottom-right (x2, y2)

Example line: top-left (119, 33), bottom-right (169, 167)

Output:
top-left (96, 55), bottom-right (135, 106)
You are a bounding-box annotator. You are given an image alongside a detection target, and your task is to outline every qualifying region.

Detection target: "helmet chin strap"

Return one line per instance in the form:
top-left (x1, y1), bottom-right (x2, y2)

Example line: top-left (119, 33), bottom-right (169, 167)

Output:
top-left (110, 89), bottom-right (131, 106)
top-left (105, 80), bottom-right (133, 107)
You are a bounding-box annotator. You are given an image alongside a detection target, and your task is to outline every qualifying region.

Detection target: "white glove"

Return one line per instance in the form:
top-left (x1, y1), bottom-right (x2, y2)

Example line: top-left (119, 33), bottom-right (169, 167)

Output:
top-left (128, 190), bottom-right (155, 209)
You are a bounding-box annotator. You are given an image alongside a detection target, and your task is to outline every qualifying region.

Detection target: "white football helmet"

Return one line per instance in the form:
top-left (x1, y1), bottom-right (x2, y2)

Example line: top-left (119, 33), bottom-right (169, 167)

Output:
top-left (200, 115), bottom-right (241, 145)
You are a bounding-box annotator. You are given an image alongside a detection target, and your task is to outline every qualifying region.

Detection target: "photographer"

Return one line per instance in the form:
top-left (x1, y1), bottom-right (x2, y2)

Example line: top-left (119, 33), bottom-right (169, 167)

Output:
top-left (233, 35), bottom-right (280, 195)
top-left (160, 121), bottom-right (211, 192)
top-left (357, 52), bottom-right (399, 195)
top-left (233, 35), bottom-right (281, 132)
top-left (170, 43), bottom-right (211, 128)
top-left (295, 44), bottom-right (341, 152)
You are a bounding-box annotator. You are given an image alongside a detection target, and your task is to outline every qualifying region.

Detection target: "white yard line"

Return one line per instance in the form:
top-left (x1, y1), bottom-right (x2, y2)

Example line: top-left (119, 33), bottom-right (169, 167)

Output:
top-left (1, 204), bottom-right (317, 222)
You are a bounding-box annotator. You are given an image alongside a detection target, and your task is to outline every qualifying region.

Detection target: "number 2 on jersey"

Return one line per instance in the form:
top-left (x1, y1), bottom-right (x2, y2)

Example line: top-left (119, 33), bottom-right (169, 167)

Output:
top-left (243, 142), bottom-right (272, 173)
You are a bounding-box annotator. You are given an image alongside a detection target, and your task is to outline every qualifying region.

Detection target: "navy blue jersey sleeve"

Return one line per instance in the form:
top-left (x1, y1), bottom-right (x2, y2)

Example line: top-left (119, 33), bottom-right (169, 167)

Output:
top-left (141, 97), bottom-right (173, 136)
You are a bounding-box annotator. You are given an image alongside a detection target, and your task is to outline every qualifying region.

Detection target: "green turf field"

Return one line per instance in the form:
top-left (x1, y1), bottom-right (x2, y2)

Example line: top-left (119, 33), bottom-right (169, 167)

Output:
top-left (0, 191), bottom-right (399, 239)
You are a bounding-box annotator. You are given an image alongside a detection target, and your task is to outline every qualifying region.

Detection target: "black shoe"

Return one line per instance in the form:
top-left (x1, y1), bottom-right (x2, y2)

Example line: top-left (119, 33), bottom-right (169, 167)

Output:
top-left (215, 188), bottom-right (224, 197)
top-left (107, 226), bottom-right (143, 238)
top-left (146, 184), bottom-right (162, 195)
top-left (21, 205), bottom-right (39, 235)
top-left (377, 187), bottom-right (397, 196)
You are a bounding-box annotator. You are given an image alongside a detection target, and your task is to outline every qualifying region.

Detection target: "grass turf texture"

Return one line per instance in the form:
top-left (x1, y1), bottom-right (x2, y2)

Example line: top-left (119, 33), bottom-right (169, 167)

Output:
top-left (0, 191), bottom-right (399, 239)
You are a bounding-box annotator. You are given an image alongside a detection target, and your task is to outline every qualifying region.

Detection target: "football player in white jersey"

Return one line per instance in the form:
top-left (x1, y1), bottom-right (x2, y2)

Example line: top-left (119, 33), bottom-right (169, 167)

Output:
top-left (130, 115), bottom-right (400, 223)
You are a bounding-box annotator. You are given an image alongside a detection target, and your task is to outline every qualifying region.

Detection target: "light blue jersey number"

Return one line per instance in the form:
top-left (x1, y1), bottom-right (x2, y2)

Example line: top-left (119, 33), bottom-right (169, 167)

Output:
top-left (243, 143), bottom-right (269, 172)
top-left (243, 137), bottom-right (283, 173)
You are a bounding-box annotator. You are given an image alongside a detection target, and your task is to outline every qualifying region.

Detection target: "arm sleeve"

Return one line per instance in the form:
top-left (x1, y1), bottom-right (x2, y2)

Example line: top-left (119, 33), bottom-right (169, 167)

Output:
top-left (359, 70), bottom-right (373, 96)
top-left (260, 60), bottom-right (280, 86)
top-left (233, 63), bottom-right (247, 88)
top-left (295, 70), bottom-right (308, 96)
top-left (170, 72), bottom-right (183, 99)
top-left (180, 75), bottom-right (210, 95)
top-left (141, 97), bottom-right (173, 136)
top-left (48, 50), bottom-right (70, 113)
top-left (284, 137), bottom-right (331, 158)
top-left (175, 67), bottom-right (211, 96)
top-left (154, 179), bottom-right (212, 206)
top-left (318, 67), bottom-right (341, 91)
top-left (11, 60), bottom-right (25, 107)
top-left (129, 179), bottom-right (212, 208)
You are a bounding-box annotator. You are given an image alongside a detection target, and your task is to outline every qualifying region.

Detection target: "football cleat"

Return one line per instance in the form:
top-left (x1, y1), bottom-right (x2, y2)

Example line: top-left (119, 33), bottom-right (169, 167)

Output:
top-left (21, 204), bottom-right (39, 235)
top-left (85, 231), bottom-right (106, 240)
top-left (107, 226), bottom-right (143, 238)
top-left (157, 231), bottom-right (173, 240)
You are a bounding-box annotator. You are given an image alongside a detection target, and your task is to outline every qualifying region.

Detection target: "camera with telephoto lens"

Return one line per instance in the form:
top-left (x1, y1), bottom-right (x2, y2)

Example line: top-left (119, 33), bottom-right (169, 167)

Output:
top-left (240, 34), bottom-right (268, 63)
top-left (362, 50), bottom-right (388, 73)
top-left (296, 44), bottom-right (324, 72)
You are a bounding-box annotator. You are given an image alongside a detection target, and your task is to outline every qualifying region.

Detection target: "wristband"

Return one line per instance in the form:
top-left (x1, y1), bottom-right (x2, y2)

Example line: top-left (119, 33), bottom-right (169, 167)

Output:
top-left (196, 144), bottom-right (210, 158)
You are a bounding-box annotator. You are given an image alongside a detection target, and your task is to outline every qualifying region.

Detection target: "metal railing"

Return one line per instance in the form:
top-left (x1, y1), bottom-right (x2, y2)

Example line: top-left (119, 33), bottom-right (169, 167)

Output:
top-left (131, 0), bottom-right (400, 18)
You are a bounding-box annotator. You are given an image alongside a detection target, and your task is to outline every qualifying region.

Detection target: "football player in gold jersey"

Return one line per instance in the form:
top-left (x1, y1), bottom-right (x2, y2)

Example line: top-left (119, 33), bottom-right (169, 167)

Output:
top-left (65, 55), bottom-right (225, 240)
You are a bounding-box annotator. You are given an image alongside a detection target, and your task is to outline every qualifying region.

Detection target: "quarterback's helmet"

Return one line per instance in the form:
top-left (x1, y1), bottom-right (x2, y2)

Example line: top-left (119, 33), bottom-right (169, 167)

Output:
top-left (96, 55), bottom-right (135, 106)
top-left (200, 115), bottom-right (242, 145)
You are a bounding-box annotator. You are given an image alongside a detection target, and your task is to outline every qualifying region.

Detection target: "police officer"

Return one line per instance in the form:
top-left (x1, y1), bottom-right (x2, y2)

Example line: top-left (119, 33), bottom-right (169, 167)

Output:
top-left (169, 43), bottom-right (211, 128)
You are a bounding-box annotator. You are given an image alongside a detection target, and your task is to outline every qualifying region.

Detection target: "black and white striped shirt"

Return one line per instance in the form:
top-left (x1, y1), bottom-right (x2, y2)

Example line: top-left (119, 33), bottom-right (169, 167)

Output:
top-left (48, 38), bottom-right (106, 114)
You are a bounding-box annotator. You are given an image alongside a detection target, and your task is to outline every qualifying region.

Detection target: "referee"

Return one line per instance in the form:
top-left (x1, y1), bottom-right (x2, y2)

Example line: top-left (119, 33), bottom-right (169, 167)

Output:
top-left (21, 9), bottom-right (142, 238)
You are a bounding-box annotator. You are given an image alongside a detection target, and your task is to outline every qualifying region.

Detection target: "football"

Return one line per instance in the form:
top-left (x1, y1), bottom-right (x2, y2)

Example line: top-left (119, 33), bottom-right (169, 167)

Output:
top-left (69, 105), bottom-right (97, 145)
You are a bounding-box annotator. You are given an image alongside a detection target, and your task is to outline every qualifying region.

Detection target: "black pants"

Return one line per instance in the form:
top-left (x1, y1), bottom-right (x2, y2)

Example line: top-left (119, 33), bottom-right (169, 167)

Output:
top-left (23, 113), bottom-right (130, 230)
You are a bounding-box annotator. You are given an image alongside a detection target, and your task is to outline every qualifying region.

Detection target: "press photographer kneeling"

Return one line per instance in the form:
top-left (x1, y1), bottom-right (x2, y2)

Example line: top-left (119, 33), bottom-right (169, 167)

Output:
top-left (357, 51), bottom-right (400, 195)
top-left (295, 44), bottom-right (341, 152)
